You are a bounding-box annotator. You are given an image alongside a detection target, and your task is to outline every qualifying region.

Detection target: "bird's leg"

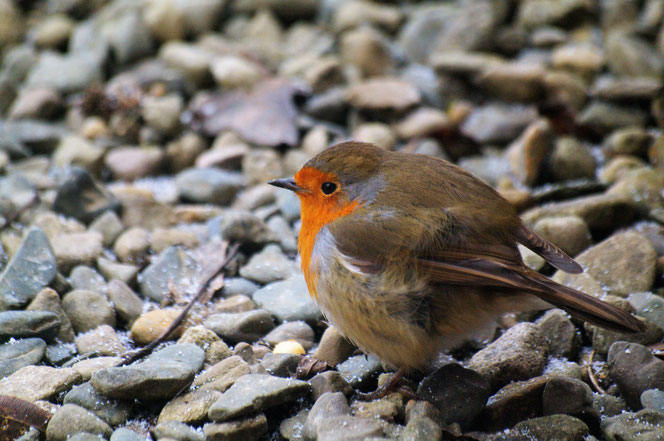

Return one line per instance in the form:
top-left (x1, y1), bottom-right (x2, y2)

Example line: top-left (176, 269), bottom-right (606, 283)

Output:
top-left (356, 367), bottom-right (413, 401)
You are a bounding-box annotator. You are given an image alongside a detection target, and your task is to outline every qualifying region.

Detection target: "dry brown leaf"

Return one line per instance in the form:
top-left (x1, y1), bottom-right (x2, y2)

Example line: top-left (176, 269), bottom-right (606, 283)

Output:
top-left (0, 396), bottom-right (52, 440)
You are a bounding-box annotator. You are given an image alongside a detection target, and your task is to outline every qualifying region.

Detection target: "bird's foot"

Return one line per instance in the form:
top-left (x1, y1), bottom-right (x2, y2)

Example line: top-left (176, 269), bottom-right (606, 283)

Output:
top-left (356, 368), bottom-right (412, 401)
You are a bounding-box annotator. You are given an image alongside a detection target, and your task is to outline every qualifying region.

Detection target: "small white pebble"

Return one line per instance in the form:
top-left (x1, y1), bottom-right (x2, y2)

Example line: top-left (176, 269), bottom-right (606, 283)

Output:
top-left (273, 340), bottom-right (305, 356)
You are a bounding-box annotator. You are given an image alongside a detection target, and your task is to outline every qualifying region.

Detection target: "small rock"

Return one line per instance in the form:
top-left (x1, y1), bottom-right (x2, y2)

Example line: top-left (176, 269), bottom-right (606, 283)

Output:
top-left (203, 309), bottom-right (275, 344)
top-left (352, 123), bottom-right (396, 151)
top-left (550, 137), bottom-right (597, 181)
top-left (264, 321), bottom-right (315, 351)
top-left (242, 149), bottom-right (284, 185)
top-left (64, 382), bottom-right (132, 427)
top-left (316, 415), bottom-right (383, 441)
top-left (477, 61), bottom-right (545, 102)
top-left (158, 388), bottom-right (222, 425)
top-left (141, 94), bottom-right (183, 135)
top-left (153, 421), bottom-right (204, 441)
top-left (26, 52), bottom-right (103, 94)
top-left (514, 414), bottom-right (589, 441)
top-left (468, 323), bottom-right (548, 390)
top-left (532, 216), bottom-right (592, 257)
top-left (106, 280), bottom-right (143, 326)
top-left (210, 210), bottom-right (278, 246)
top-left (8, 86), bottom-right (62, 119)
top-left (340, 27), bottom-right (393, 78)
top-left (203, 413), bottom-right (268, 441)
top-left (240, 245), bottom-right (298, 284)
top-left (604, 126), bottom-right (652, 157)
top-left (176, 168), bottom-right (245, 205)
top-left (139, 246), bottom-right (200, 302)
top-left (214, 295), bottom-right (257, 314)
top-left (104, 146), bottom-right (164, 181)
top-left (130, 309), bottom-right (182, 345)
top-left (336, 354), bottom-right (382, 390)
top-left (396, 107), bottom-right (452, 139)
top-left (27, 287), bottom-right (75, 342)
top-left (608, 341), bottom-right (664, 408)
top-left (53, 168), bottom-right (117, 224)
top-left (279, 408), bottom-right (308, 441)
top-left (211, 55), bottom-right (262, 89)
top-left (0, 338), bottom-right (45, 378)
top-left (46, 404), bottom-right (113, 441)
top-left (0, 310), bottom-right (60, 341)
top-left (259, 352), bottom-right (300, 377)
top-left (75, 324), bottom-right (126, 356)
top-left (591, 76), bottom-right (662, 101)
top-left (606, 32), bottom-right (664, 78)
top-left (460, 103), bottom-right (537, 144)
top-left (630, 292), bottom-right (664, 330)
top-left (51, 231), bottom-right (103, 273)
top-left (578, 101), bottom-right (648, 134)
top-left (113, 227), bottom-right (150, 264)
top-left (536, 309), bottom-right (580, 359)
top-left (111, 427), bottom-right (144, 441)
top-left (195, 355), bottom-right (251, 393)
top-left (178, 325), bottom-right (232, 365)
top-left (482, 376), bottom-right (549, 430)
top-left (207, 374), bottom-right (310, 421)
top-left (309, 371), bottom-right (353, 401)
top-left (252, 275), bottom-right (321, 324)
top-left (507, 119), bottom-right (554, 186)
top-left (601, 409), bottom-right (664, 441)
top-left (314, 325), bottom-right (356, 367)
top-left (542, 376), bottom-right (596, 425)
top-left (71, 356), bottom-right (120, 382)
top-left (69, 266), bottom-right (106, 294)
top-left (0, 227), bottom-right (56, 309)
top-left (159, 41), bottom-right (211, 85)
top-left (416, 363), bottom-right (490, 430)
top-left (150, 227), bottom-right (199, 253)
top-left (62, 289), bottom-right (116, 334)
top-left (345, 77), bottom-right (420, 111)
top-left (304, 392), bottom-right (351, 440)
top-left (88, 211), bottom-right (124, 248)
top-left (0, 365), bottom-right (81, 401)
top-left (641, 389), bottom-right (664, 412)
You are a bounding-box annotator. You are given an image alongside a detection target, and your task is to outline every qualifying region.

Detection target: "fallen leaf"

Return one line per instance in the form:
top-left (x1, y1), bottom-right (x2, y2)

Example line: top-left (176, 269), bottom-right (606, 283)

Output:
top-left (296, 356), bottom-right (329, 380)
top-left (0, 396), bottom-right (52, 440)
top-left (186, 78), bottom-right (308, 147)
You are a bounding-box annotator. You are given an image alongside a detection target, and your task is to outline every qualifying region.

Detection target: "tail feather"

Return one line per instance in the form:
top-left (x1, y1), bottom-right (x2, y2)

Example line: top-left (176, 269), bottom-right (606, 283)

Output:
top-left (516, 225), bottom-right (583, 274)
top-left (526, 269), bottom-right (646, 333)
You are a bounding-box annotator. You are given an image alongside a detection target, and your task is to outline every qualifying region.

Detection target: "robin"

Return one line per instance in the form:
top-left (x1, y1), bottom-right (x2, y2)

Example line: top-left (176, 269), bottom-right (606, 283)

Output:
top-left (269, 141), bottom-right (644, 397)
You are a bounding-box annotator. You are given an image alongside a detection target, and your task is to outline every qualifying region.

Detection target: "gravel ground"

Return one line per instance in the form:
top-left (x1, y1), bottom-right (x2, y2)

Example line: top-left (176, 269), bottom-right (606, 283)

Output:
top-left (1, 0), bottom-right (664, 440)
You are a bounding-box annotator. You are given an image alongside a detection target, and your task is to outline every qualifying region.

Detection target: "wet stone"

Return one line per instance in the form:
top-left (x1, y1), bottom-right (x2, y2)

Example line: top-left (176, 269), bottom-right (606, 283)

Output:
top-left (608, 341), bottom-right (664, 409)
top-left (130, 308), bottom-right (181, 345)
top-left (195, 355), bottom-right (251, 393)
top-left (158, 388), bottom-right (222, 424)
top-left (97, 258), bottom-right (138, 286)
top-left (203, 413), bottom-right (268, 441)
top-left (303, 392), bottom-right (351, 440)
top-left (209, 210), bottom-right (279, 247)
top-left (309, 371), bottom-right (353, 401)
top-left (314, 325), bottom-right (356, 367)
top-left (139, 246), bottom-right (200, 302)
top-left (53, 168), bottom-right (120, 223)
top-left (222, 277), bottom-right (260, 297)
top-left (514, 414), bottom-right (589, 441)
top-left (110, 428), bottom-right (143, 441)
top-left (259, 352), bottom-right (300, 377)
top-left (207, 375), bottom-right (310, 423)
top-left (0, 227), bottom-right (56, 309)
top-left (0, 365), bottom-right (82, 402)
top-left (0, 337), bottom-right (45, 378)
top-left (175, 168), bottom-right (245, 205)
top-left (0, 310), bottom-right (60, 341)
top-left (641, 389), bottom-right (664, 412)
top-left (336, 354), bottom-right (382, 390)
top-left (239, 244), bottom-right (298, 284)
top-left (264, 321), bottom-right (315, 351)
top-left (106, 279), bottom-right (143, 326)
top-left (63, 381), bottom-right (132, 427)
top-left (536, 309), bottom-right (580, 359)
top-left (46, 404), bottom-right (113, 441)
top-left (252, 275), bottom-right (322, 324)
top-left (153, 421), bottom-right (204, 441)
top-left (75, 324), bottom-right (126, 356)
top-left (69, 265), bottom-right (106, 294)
top-left (178, 325), bottom-right (232, 365)
top-left (62, 289), bottom-right (115, 333)
top-left (26, 287), bottom-right (75, 342)
top-left (203, 309), bottom-right (275, 344)
top-left (214, 295), bottom-right (257, 314)
top-left (601, 409), bottom-right (664, 441)
top-left (50, 231), bottom-right (104, 273)
top-left (316, 415), bottom-right (383, 441)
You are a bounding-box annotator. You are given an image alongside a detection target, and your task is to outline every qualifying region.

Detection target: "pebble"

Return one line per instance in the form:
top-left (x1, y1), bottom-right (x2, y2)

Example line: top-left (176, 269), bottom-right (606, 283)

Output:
top-left (514, 414), bottom-right (589, 441)
top-left (0, 227), bottom-right (56, 309)
top-left (239, 244), bottom-right (299, 284)
top-left (214, 295), bottom-right (257, 314)
top-left (0, 365), bottom-right (81, 401)
top-left (264, 321), bottom-right (315, 350)
top-left (53, 168), bottom-right (119, 223)
top-left (195, 355), bottom-right (251, 393)
top-left (303, 392), bottom-right (351, 440)
top-left (313, 325), bottom-right (356, 367)
top-left (62, 289), bottom-right (116, 334)
top-left (71, 356), bottom-right (120, 382)
top-left (104, 146), bottom-right (164, 181)
top-left (0, 310), bottom-right (60, 341)
top-left (175, 168), bottom-right (245, 205)
top-left (336, 354), bottom-right (382, 390)
top-left (26, 287), bottom-right (75, 342)
top-left (26, 52), bottom-right (103, 94)
top-left (601, 409), bottom-right (664, 441)
top-left (130, 308), bottom-right (181, 345)
top-left (51, 231), bottom-right (104, 273)
top-left (260, 352), bottom-right (300, 377)
top-left (416, 363), bottom-right (490, 430)
top-left (110, 427), bottom-right (143, 441)
top-left (209, 210), bottom-right (279, 246)
top-left (63, 381), bottom-right (132, 427)
top-left (468, 323), bottom-right (548, 390)
top-left (153, 421), bottom-right (204, 441)
top-left (352, 123), bottom-right (397, 151)
top-left (541, 376), bottom-right (596, 425)
top-left (113, 227), bottom-right (150, 264)
top-left (138, 246), bottom-right (199, 302)
top-left (641, 389), bottom-right (664, 412)
top-left (177, 325), bottom-right (232, 365)
top-left (309, 371), bottom-right (353, 401)
top-left (550, 137), bottom-right (597, 182)
top-left (242, 149), bottom-right (284, 185)
top-left (203, 309), bottom-right (275, 344)
top-left (158, 388), bottom-right (222, 425)
top-left (340, 27), bottom-right (393, 78)
top-left (0, 338), bottom-right (45, 377)
top-left (316, 415), bottom-right (383, 441)
top-left (46, 404), bottom-right (113, 441)
top-left (75, 324), bottom-right (126, 356)
top-left (608, 341), bottom-right (664, 409)
top-left (482, 376), bottom-right (549, 430)
top-left (210, 55), bottom-right (262, 89)
top-left (460, 103), bottom-right (537, 144)
top-left (345, 77), bottom-right (420, 111)
top-left (532, 216), bottom-right (592, 257)
top-left (106, 279), bottom-right (143, 326)
top-left (207, 374), bottom-right (310, 421)
top-left (507, 119), bottom-right (554, 186)
top-left (252, 274), bottom-right (322, 324)
top-left (536, 309), bottom-right (580, 359)
top-left (203, 413), bottom-right (268, 441)
top-left (142, 95), bottom-right (183, 135)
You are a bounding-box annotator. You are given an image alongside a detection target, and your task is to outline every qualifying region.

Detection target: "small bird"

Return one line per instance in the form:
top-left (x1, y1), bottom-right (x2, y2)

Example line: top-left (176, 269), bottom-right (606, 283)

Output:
top-left (269, 141), bottom-right (643, 395)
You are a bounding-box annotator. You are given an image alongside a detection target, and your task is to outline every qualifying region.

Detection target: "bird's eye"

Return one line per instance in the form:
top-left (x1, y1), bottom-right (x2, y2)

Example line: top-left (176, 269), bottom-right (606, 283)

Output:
top-left (321, 182), bottom-right (337, 195)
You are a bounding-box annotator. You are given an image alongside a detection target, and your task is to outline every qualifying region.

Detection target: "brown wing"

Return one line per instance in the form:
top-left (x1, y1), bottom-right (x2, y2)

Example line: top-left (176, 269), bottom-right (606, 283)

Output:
top-left (515, 225), bottom-right (583, 273)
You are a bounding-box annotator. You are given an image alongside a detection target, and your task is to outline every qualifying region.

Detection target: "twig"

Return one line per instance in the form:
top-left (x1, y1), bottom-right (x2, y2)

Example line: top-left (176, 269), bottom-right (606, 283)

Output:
top-left (586, 349), bottom-right (606, 394)
top-left (118, 242), bottom-right (240, 367)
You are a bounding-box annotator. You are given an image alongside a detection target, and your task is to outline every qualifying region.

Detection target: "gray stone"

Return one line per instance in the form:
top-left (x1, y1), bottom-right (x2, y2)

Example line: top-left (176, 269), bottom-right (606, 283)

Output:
top-left (279, 408), bottom-right (308, 441)
top-left (145, 343), bottom-right (205, 373)
top-left (601, 409), bottom-right (664, 441)
top-left (416, 363), bottom-right (490, 430)
top-left (252, 275), bottom-right (322, 324)
top-left (158, 388), bottom-right (222, 425)
top-left (204, 309), bottom-right (275, 344)
top-left (606, 32), bottom-right (664, 78)
top-left (177, 325), bottom-right (232, 365)
top-left (629, 292), bottom-right (664, 330)
top-left (75, 324), bottom-right (126, 356)
top-left (608, 341), bottom-right (664, 408)
top-left (259, 352), bottom-right (300, 377)
top-left (314, 325), bottom-right (356, 367)
top-left (222, 278), bottom-right (260, 297)
top-left (106, 279), bottom-right (143, 325)
top-left (482, 376), bottom-right (549, 431)
top-left (550, 137), bottom-right (597, 182)
top-left (195, 355), bottom-right (251, 393)
top-left (578, 101), bottom-right (648, 134)
top-left (176, 168), bottom-right (245, 205)
top-left (53, 168), bottom-right (119, 223)
top-left (0, 365), bottom-right (81, 401)
top-left (97, 258), bottom-right (138, 286)
top-left (153, 421), bottom-right (204, 441)
top-left (51, 232), bottom-right (104, 273)
top-left (0, 228), bottom-right (56, 309)
top-left (0, 310), bottom-right (60, 341)
top-left (203, 414), bottom-right (268, 441)
top-left (641, 389), bottom-right (664, 412)
top-left (64, 381), bottom-right (132, 426)
top-left (264, 321), bottom-right (315, 351)
top-left (0, 338), bottom-right (45, 378)
top-left (587, 315), bottom-right (661, 357)
top-left (604, 126), bottom-right (652, 157)
top-left (336, 354), bottom-right (382, 390)
top-left (27, 288), bottom-right (75, 342)
top-left (303, 392), bottom-right (351, 440)
top-left (89, 211), bottom-right (123, 247)
top-left (309, 371), bottom-right (353, 401)
top-left (542, 376), bottom-right (597, 424)
top-left (70, 266), bottom-right (106, 294)
top-left (460, 104), bottom-right (537, 144)
top-left (536, 309), bottom-right (580, 359)
top-left (240, 244), bottom-right (298, 284)
top-left (316, 415), bottom-right (383, 441)
top-left (468, 323), bottom-right (548, 390)
top-left (139, 246), bottom-right (200, 302)
top-left (62, 289), bottom-right (115, 333)
top-left (110, 428), bottom-right (143, 441)
top-left (514, 414), bottom-right (589, 441)
top-left (45, 343), bottom-right (77, 366)
top-left (208, 210), bottom-right (279, 246)
top-left (26, 51), bottom-right (104, 94)
top-left (113, 227), bottom-right (150, 265)
top-left (532, 216), bottom-right (592, 258)
top-left (46, 404), bottom-right (113, 441)
top-left (66, 433), bottom-right (104, 441)
top-left (207, 374), bottom-right (310, 421)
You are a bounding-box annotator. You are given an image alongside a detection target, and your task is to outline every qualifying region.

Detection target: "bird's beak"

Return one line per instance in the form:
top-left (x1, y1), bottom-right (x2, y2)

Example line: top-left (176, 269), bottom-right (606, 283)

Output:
top-left (268, 177), bottom-right (304, 193)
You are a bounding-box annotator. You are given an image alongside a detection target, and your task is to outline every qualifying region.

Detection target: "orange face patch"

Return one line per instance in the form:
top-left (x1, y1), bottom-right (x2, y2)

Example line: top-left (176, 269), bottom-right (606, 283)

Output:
top-left (294, 167), bottom-right (360, 298)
